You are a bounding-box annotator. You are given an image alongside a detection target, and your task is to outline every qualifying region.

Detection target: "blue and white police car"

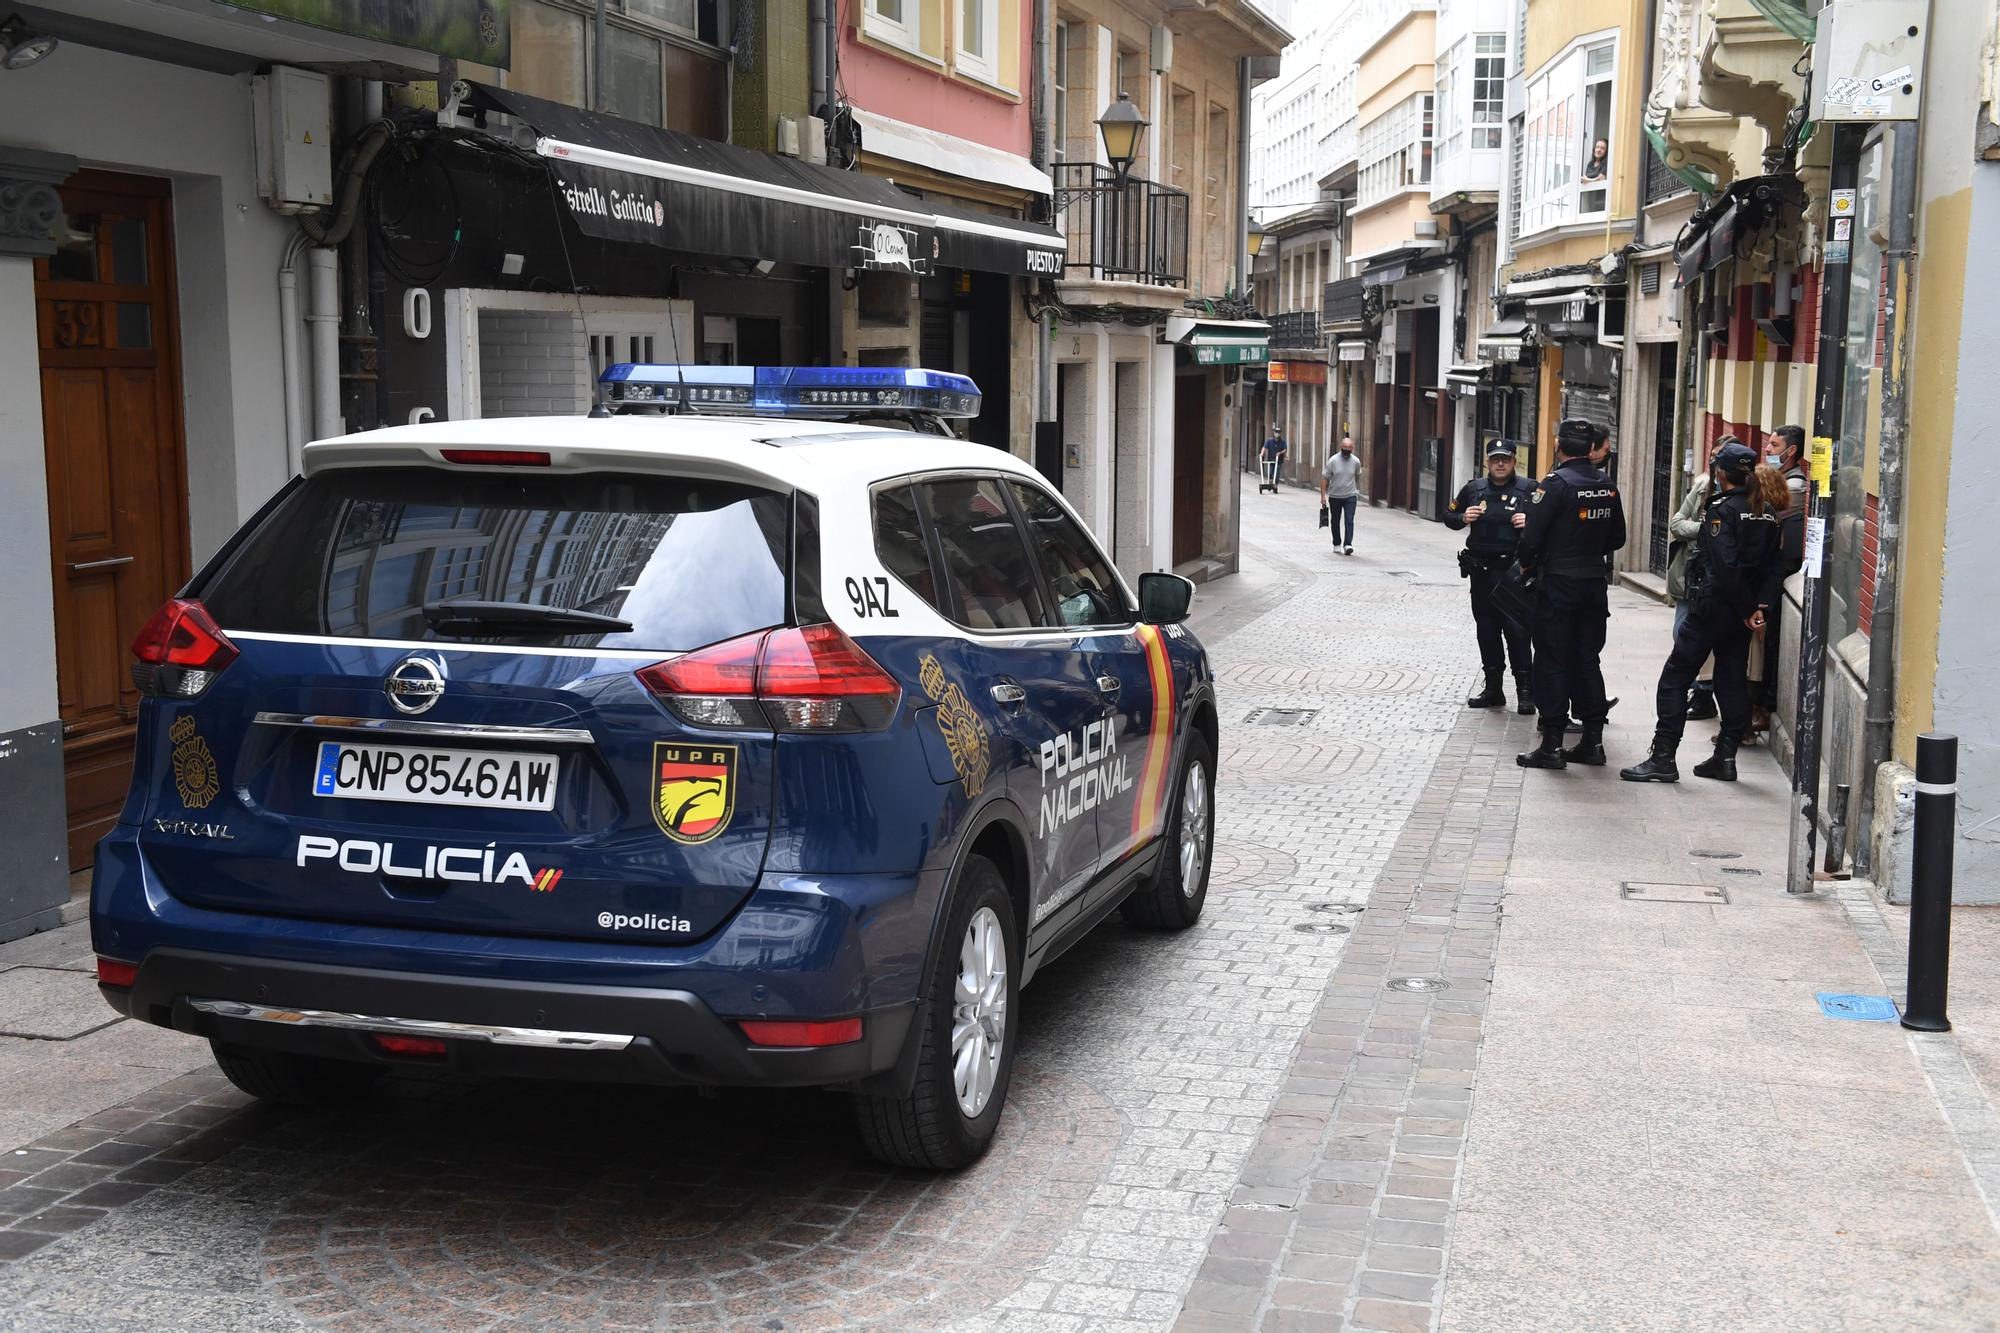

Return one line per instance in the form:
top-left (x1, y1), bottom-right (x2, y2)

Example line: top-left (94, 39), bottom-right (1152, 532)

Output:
top-left (92, 365), bottom-right (1218, 1169)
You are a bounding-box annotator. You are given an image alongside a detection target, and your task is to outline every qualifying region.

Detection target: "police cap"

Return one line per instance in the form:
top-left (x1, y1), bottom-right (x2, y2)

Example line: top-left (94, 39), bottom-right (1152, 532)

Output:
top-left (1711, 440), bottom-right (1758, 480)
top-left (1485, 439), bottom-right (1517, 459)
top-left (1556, 417), bottom-right (1606, 453)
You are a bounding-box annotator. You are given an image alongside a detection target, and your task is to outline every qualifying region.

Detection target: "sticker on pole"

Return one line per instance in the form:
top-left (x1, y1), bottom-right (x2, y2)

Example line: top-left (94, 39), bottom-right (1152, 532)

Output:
top-left (1810, 436), bottom-right (1833, 488)
top-left (1803, 516), bottom-right (1826, 578)
top-left (1830, 190), bottom-right (1857, 217)
top-left (1816, 993), bottom-right (1899, 1023)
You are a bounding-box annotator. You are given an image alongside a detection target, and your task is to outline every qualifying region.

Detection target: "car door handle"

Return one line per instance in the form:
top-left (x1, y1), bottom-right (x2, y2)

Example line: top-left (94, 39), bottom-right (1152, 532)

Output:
top-left (67, 555), bottom-right (135, 572)
top-left (1096, 675), bottom-right (1121, 696)
top-left (990, 683), bottom-right (1026, 706)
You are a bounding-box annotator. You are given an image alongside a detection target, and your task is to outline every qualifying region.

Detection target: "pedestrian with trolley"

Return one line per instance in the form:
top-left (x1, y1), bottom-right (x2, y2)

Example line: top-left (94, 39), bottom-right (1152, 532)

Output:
top-left (1515, 418), bottom-right (1626, 770)
top-left (1321, 434), bottom-right (1363, 555)
top-left (1259, 424), bottom-right (1286, 494)
top-left (1446, 439), bottom-right (1535, 714)
top-left (1621, 440), bottom-right (1786, 783)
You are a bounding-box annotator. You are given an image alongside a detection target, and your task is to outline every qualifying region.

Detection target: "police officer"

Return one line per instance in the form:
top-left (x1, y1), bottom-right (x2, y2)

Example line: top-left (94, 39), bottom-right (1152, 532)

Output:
top-left (1621, 440), bottom-right (1785, 783)
top-left (1445, 439), bottom-right (1535, 714)
top-left (1515, 418), bottom-right (1626, 769)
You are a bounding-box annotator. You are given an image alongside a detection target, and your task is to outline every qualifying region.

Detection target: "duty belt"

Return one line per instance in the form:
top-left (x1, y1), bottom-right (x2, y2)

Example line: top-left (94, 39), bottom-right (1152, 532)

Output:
top-left (1544, 557), bottom-right (1611, 579)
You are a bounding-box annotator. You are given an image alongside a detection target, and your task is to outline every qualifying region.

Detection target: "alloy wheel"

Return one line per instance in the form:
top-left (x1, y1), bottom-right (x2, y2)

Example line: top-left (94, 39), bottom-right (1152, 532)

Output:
top-left (950, 905), bottom-right (1008, 1117)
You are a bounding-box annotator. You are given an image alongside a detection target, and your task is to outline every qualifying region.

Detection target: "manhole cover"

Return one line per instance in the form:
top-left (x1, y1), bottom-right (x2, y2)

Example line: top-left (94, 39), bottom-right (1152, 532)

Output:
top-left (1816, 993), bottom-right (1899, 1023)
top-left (1387, 977), bottom-right (1450, 993)
top-left (1244, 707), bottom-right (1320, 726)
top-left (1292, 922), bottom-right (1350, 935)
top-left (1621, 881), bottom-right (1729, 904)
top-left (1689, 849), bottom-right (1743, 860)
top-left (1305, 902), bottom-right (1363, 914)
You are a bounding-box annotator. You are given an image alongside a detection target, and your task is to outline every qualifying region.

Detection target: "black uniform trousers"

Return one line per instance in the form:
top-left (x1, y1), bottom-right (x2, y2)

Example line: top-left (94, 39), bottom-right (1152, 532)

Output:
top-left (1468, 561), bottom-right (1531, 680)
top-left (1529, 574), bottom-right (1610, 726)
top-left (1655, 600), bottom-right (1754, 746)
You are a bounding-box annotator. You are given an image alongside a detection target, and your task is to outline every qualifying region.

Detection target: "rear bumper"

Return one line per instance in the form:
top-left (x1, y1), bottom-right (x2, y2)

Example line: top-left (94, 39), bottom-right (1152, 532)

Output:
top-left (101, 950), bottom-right (912, 1087)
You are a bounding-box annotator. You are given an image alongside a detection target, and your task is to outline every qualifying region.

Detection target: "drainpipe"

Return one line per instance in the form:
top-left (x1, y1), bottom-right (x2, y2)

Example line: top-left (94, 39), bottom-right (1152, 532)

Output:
top-left (307, 247), bottom-right (343, 441)
top-left (1854, 121), bottom-right (1919, 876)
top-left (1235, 58), bottom-right (1252, 298)
top-left (809, 0), bottom-right (829, 117)
top-left (1032, 0), bottom-right (1054, 423)
top-left (593, 0), bottom-right (608, 112)
top-left (1635, 0), bottom-right (1657, 246)
top-left (277, 233), bottom-right (310, 474)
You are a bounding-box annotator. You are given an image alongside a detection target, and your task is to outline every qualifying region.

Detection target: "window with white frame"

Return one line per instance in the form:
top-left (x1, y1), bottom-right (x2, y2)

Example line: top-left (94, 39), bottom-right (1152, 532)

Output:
top-left (1356, 93), bottom-right (1433, 210)
top-left (864, 0), bottom-right (921, 52)
top-left (1517, 35), bottom-right (1615, 237)
top-left (957, 0), bottom-right (1000, 84)
top-left (1471, 35), bottom-right (1506, 149)
top-left (1434, 47), bottom-right (1458, 170)
top-left (1436, 34), bottom-right (1505, 171)
top-left (1052, 20), bottom-right (1070, 160)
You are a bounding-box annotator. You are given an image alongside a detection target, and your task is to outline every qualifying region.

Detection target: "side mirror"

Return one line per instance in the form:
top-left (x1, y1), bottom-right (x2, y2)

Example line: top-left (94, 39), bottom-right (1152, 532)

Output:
top-left (1138, 571), bottom-right (1194, 625)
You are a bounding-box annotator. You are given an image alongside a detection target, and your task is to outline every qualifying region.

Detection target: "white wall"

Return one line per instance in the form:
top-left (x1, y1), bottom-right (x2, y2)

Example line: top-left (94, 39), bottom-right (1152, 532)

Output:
top-left (0, 260), bottom-right (59, 732)
top-left (0, 43), bottom-right (300, 562)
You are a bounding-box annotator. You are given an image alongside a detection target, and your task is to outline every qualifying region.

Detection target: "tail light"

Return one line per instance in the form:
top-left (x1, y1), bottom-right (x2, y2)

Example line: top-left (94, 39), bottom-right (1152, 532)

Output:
top-left (638, 624), bottom-right (900, 732)
top-left (739, 1017), bottom-right (863, 1047)
top-left (96, 958), bottom-right (138, 988)
top-left (131, 598), bottom-right (238, 699)
top-left (371, 1033), bottom-right (449, 1059)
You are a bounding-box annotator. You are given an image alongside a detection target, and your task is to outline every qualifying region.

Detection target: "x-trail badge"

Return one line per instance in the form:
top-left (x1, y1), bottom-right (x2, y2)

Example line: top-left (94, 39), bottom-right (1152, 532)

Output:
top-left (384, 656), bottom-right (446, 714)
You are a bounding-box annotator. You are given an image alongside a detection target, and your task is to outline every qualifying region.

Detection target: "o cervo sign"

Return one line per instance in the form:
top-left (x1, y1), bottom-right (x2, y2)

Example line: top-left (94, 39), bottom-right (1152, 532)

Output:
top-left (856, 221), bottom-right (928, 273)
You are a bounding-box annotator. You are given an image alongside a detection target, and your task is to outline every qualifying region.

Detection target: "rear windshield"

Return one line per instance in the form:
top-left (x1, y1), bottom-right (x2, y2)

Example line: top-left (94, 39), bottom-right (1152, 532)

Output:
top-left (197, 467), bottom-right (790, 653)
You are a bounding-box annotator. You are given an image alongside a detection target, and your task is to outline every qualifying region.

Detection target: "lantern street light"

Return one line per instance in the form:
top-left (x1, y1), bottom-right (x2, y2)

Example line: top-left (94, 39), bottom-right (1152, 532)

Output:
top-left (1096, 91), bottom-right (1149, 185)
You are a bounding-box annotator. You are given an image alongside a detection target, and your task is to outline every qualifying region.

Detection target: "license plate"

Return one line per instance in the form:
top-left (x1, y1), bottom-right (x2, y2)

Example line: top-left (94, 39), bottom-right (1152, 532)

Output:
top-left (312, 741), bottom-right (558, 811)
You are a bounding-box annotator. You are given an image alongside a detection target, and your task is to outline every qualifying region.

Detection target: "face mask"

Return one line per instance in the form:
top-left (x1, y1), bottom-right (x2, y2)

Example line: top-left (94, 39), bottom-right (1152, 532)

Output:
top-left (1764, 454), bottom-right (1782, 467)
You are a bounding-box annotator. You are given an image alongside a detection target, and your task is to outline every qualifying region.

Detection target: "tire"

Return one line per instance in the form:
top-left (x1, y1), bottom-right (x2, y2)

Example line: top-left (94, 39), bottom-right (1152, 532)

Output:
top-left (210, 1040), bottom-right (384, 1106)
top-left (1120, 733), bottom-right (1216, 932)
top-left (851, 855), bottom-right (1018, 1171)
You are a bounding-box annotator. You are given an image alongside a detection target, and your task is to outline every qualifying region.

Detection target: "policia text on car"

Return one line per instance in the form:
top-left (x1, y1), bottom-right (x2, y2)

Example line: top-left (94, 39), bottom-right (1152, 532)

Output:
top-left (1514, 418), bottom-right (1627, 771)
top-left (1445, 440), bottom-right (1535, 715)
top-left (1621, 441), bottom-right (1788, 783)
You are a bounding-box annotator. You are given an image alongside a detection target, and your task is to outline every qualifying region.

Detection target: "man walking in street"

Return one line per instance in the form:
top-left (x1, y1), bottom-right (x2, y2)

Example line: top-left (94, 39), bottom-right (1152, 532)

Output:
top-left (1446, 439), bottom-right (1535, 714)
top-left (1515, 418), bottom-right (1626, 769)
top-left (1260, 424), bottom-right (1287, 493)
top-left (1321, 434), bottom-right (1363, 555)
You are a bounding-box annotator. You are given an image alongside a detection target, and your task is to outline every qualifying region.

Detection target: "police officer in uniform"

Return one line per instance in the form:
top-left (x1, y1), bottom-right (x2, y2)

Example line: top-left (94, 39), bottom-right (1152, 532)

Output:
top-left (1445, 439), bottom-right (1535, 714)
top-left (1621, 441), bottom-right (1785, 783)
top-left (1515, 418), bottom-right (1626, 769)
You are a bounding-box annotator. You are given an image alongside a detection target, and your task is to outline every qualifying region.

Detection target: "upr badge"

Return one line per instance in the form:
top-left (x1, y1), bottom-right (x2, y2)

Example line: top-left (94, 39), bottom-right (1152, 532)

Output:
top-left (653, 743), bottom-right (737, 844)
top-left (169, 715), bottom-right (219, 809)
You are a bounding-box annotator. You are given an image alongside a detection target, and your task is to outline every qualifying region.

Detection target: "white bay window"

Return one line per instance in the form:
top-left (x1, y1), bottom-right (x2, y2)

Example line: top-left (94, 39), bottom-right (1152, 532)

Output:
top-left (1518, 35), bottom-right (1616, 237)
top-left (1357, 93), bottom-right (1434, 211)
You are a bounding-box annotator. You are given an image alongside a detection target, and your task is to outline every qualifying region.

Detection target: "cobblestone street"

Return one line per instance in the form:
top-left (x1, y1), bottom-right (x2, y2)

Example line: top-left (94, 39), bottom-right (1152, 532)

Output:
top-left (1, 478), bottom-right (1996, 1331)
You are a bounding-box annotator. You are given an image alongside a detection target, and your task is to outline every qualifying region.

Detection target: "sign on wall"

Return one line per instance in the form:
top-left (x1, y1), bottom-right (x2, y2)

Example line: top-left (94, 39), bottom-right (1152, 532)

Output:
top-left (218, 0), bottom-right (511, 66)
top-left (1268, 361), bottom-right (1328, 385)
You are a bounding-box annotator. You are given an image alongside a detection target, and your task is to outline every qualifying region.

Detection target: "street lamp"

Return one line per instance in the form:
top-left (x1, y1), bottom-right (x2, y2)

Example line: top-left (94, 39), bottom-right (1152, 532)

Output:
top-left (1246, 217), bottom-right (1268, 257)
top-left (1096, 92), bottom-right (1148, 185)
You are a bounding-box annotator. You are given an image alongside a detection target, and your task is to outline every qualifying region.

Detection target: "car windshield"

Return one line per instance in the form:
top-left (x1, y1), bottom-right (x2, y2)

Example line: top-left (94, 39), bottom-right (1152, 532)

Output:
top-left (196, 467), bottom-right (790, 653)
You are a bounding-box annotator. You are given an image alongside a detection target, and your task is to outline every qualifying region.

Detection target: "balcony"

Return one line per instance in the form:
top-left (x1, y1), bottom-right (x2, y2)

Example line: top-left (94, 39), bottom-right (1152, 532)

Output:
top-left (1052, 163), bottom-right (1191, 312)
top-left (1269, 310), bottom-right (1322, 351)
top-left (1323, 276), bottom-right (1368, 330)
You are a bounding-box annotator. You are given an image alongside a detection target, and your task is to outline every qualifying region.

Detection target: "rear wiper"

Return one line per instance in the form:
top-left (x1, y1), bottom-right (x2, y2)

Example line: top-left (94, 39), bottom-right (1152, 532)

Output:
top-left (422, 600), bottom-right (634, 635)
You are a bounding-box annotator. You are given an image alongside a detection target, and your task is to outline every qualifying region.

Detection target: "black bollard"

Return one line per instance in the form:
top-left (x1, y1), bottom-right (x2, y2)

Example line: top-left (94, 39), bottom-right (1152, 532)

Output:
top-left (1901, 733), bottom-right (1957, 1033)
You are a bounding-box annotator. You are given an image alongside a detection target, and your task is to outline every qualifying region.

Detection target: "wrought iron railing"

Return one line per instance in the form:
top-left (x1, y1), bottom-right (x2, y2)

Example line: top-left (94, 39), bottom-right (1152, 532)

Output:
top-left (1269, 310), bottom-right (1321, 350)
top-left (1051, 162), bottom-right (1190, 287)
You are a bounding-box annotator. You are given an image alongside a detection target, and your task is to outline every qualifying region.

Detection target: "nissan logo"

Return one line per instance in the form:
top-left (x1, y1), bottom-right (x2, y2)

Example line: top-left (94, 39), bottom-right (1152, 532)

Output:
top-left (384, 657), bottom-right (446, 715)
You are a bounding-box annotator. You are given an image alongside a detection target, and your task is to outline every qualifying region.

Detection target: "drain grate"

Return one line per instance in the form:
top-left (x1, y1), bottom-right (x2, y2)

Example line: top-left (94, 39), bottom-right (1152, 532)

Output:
top-left (1621, 881), bottom-right (1729, 904)
top-left (1305, 902), bottom-right (1363, 915)
top-left (1387, 977), bottom-right (1450, 993)
top-left (1719, 866), bottom-right (1763, 877)
top-left (1816, 993), bottom-right (1899, 1023)
top-left (1292, 922), bottom-right (1351, 935)
top-left (1244, 707), bottom-right (1320, 726)
top-left (1689, 849), bottom-right (1743, 860)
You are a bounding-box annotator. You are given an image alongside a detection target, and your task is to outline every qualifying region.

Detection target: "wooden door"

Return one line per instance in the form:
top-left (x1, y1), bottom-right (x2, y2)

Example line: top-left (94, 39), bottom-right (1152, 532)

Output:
top-left (34, 172), bottom-right (190, 869)
top-left (1172, 375), bottom-right (1206, 567)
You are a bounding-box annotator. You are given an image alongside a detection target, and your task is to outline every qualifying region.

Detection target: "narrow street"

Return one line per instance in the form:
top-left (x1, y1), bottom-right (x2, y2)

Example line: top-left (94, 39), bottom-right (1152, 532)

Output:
top-left (0, 480), bottom-right (1994, 1332)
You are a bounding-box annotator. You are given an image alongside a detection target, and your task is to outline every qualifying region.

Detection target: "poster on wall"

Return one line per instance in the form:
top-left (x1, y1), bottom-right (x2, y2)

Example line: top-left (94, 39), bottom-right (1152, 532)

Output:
top-left (217, 0), bottom-right (511, 66)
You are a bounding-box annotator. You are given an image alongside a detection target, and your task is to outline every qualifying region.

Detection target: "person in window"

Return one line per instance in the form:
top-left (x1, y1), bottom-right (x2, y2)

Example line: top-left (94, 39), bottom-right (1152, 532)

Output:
top-left (1582, 138), bottom-right (1609, 182)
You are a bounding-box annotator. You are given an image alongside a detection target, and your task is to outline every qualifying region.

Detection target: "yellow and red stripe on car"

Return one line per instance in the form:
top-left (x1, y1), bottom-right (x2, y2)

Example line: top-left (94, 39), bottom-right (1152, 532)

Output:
top-left (1130, 624), bottom-right (1177, 844)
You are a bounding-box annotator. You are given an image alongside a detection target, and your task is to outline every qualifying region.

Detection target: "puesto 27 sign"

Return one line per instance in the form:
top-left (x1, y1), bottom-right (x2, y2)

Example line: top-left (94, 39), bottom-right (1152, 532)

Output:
top-left (218, 0), bottom-right (510, 66)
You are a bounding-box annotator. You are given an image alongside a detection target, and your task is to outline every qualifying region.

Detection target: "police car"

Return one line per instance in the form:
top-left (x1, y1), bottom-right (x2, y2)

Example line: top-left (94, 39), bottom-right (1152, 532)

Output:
top-left (91, 365), bottom-right (1218, 1170)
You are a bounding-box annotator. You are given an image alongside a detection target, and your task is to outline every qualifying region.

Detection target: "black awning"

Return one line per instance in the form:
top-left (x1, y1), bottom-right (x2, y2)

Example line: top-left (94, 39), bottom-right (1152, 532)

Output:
top-left (1360, 259), bottom-right (1411, 288)
top-left (472, 85), bottom-right (1062, 278)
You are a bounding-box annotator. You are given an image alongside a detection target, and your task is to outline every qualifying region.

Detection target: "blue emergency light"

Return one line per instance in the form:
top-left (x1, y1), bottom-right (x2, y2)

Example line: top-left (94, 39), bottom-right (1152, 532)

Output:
top-left (597, 364), bottom-right (982, 420)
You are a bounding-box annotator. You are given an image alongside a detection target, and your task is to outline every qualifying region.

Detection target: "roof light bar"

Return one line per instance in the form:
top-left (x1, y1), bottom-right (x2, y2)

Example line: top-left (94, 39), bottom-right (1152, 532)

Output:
top-left (597, 364), bottom-right (981, 420)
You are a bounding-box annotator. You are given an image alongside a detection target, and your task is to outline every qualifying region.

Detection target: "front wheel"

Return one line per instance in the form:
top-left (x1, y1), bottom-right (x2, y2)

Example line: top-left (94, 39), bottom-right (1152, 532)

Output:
top-left (1120, 734), bottom-right (1216, 931)
top-left (851, 855), bottom-right (1019, 1170)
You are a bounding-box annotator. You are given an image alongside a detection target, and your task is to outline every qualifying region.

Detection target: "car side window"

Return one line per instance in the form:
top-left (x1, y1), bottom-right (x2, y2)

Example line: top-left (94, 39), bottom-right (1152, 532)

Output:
top-left (1006, 481), bottom-right (1129, 628)
top-left (871, 484), bottom-right (944, 615)
top-left (920, 477), bottom-right (1048, 631)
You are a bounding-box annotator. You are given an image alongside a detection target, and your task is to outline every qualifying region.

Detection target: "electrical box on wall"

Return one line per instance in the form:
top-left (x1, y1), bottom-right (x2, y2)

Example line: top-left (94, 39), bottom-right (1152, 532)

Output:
top-left (253, 66), bottom-right (333, 213)
top-left (1812, 0), bottom-right (1927, 122)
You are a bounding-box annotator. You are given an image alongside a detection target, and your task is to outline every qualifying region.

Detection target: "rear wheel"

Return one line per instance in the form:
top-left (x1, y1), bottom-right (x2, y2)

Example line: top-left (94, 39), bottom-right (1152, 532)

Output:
top-left (1120, 734), bottom-right (1216, 931)
top-left (210, 1041), bottom-right (384, 1105)
top-left (852, 855), bottom-right (1018, 1170)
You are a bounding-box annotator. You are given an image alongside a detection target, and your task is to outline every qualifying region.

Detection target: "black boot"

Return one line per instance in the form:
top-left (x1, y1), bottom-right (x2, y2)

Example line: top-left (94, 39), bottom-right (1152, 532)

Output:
top-left (1513, 676), bottom-right (1535, 715)
top-left (1516, 724), bottom-right (1568, 770)
top-left (1685, 688), bottom-right (1718, 720)
top-left (1562, 724), bottom-right (1606, 766)
top-left (1619, 734), bottom-right (1680, 783)
top-left (1467, 676), bottom-right (1506, 709)
top-left (1693, 738), bottom-right (1739, 782)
